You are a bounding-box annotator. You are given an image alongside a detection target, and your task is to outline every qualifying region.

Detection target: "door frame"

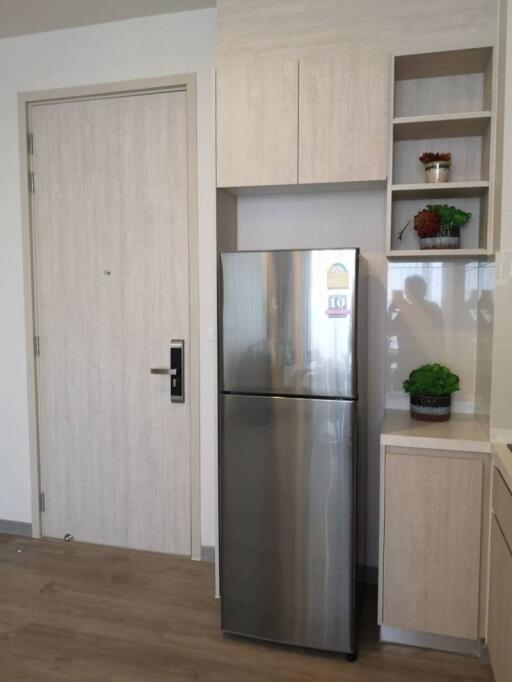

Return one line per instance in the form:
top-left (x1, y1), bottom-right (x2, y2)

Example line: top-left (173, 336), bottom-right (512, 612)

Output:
top-left (18, 74), bottom-right (201, 560)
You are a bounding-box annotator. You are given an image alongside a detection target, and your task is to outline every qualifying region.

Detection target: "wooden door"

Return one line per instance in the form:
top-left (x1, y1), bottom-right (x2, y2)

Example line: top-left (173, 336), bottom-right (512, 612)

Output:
top-left (382, 452), bottom-right (482, 639)
top-left (299, 51), bottom-right (389, 183)
top-left (31, 91), bottom-right (191, 555)
top-left (488, 517), bottom-right (512, 680)
top-left (216, 59), bottom-right (299, 187)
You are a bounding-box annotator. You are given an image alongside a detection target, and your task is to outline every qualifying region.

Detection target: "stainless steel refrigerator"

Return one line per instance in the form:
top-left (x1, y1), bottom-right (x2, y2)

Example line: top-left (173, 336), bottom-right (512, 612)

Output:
top-left (218, 248), bottom-right (359, 659)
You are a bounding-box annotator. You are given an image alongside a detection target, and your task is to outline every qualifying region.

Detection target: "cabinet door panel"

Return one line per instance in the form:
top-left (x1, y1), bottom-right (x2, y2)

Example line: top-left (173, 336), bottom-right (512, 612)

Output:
top-left (299, 51), bottom-right (389, 183)
top-left (216, 60), bottom-right (298, 188)
top-left (383, 453), bottom-right (482, 639)
top-left (488, 515), bottom-right (512, 682)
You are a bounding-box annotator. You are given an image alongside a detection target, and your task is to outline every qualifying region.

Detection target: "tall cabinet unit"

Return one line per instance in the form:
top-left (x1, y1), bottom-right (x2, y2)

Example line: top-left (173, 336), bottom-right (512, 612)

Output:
top-left (386, 47), bottom-right (496, 257)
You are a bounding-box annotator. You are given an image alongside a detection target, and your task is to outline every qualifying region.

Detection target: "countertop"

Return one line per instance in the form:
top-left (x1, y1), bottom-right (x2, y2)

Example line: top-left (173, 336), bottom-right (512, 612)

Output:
top-left (380, 409), bottom-right (491, 453)
top-left (493, 443), bottom-right (512, 491)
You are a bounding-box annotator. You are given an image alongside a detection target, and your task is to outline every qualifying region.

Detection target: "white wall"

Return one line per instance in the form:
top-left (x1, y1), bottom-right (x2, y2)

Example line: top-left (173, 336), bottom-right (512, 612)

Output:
top-left (237, 189), bottom-right (387, 567)
top-left (490, 0), bottom-right (512, 440)
top-left (0, 9), bottom-right (219, 547)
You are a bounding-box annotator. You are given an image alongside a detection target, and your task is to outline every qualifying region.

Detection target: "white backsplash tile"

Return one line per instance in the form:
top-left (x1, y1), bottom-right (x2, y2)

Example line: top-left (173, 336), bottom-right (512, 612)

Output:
top-left (475, 260), bottom-right (495, 415)
top-left (490, 343), bottom-right (512, 430)
top-left (490, 250), bottom-right (512, 430)
top-left (492, 252), bottom-right (512, 347)
top-left (386, 259), bottom-right (494, 414)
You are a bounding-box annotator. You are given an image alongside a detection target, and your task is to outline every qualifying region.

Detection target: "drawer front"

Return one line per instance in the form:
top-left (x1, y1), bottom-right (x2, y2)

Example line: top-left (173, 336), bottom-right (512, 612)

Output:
top-left (493, 467), bottom-right (512, 550)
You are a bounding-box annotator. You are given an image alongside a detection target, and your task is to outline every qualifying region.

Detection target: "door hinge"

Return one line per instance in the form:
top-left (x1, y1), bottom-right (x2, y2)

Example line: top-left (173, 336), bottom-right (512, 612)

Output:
top-left (39, 492), bottom-right (45, 513)
top-left (28, 171), bottom-right (35, 193)
top-left (27, 132), bottom-right (34, 155)
top-left (34, 335), bottom-right (40, 356)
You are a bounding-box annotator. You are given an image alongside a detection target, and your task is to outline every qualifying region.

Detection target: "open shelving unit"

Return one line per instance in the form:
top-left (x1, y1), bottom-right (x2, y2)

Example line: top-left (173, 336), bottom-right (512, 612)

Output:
top-left (386, 47), bottom-right (496, 258)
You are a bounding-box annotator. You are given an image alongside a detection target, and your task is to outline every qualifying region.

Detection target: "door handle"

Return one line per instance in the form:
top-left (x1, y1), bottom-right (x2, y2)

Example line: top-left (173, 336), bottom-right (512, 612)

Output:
top-left (150, 340), bottom-right (184, 403)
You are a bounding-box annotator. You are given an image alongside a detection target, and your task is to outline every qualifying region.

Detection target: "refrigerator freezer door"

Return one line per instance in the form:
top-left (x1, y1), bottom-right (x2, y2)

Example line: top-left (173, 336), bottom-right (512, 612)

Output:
top-left (219, 249), bottom-right (358, 399)
top-left (220, 394), bottom-right (356, 653)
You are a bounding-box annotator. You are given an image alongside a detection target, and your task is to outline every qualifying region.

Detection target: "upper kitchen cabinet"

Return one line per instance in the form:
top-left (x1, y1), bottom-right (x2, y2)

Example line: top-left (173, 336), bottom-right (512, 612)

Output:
top-left (216, 60), bottom-right (299, 188)
top-left (299, 51), bottom-right (390, 184)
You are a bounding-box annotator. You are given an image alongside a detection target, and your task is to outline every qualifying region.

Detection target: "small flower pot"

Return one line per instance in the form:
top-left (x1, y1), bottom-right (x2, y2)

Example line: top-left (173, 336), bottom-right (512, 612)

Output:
top-left (410, 394), bottom-right (451, 422)
top-left (424, 160), bottom-right (450, 183)
top-left (419, 225), bottom-right (460, 250)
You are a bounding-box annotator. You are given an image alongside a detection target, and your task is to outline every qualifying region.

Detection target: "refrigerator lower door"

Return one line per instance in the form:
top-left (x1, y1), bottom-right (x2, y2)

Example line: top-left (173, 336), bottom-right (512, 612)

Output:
top-left (220, 393), bottom-right (356, 654)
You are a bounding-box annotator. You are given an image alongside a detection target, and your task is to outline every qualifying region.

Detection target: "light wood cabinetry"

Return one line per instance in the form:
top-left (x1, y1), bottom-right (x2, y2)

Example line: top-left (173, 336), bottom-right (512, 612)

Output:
top-left (216, 0), bottom-right (497, 65)
top-left (298, 51), bottom-right (389, 184)
top-left (387, 47), bottom-right (496, 257)
top-left (492, 465), bottom-right (512, 549)
top-left (216, 60), bottom-right (299, 188)
top-left (487, 467), bottom-right (512, 682)
top-left (382, 450), bottom-right (483, 639)
top-left (216, 51), bottom-right (390, 189)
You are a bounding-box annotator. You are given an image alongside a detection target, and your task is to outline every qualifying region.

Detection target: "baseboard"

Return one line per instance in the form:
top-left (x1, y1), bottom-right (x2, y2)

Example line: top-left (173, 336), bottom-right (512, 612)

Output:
top-left (380, 624), bottom-right (481, 657)
top-left (0, 519), bottom-right (32, 537)
top-left (201, 545), bottom-right (215, 563)
top-left (357, 564), bottom-right (378, 585)
top-left (479, 642), bottom-right (490, 665)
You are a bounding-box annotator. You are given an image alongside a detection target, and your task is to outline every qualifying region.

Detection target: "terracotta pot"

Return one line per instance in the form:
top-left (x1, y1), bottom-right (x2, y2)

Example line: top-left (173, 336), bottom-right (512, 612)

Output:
top-left (410, 394), bottom-right (451, 422)
top-left (424, 160), bottom-right (450, 183)
top-left (420, 225), bottom-right (460, 250)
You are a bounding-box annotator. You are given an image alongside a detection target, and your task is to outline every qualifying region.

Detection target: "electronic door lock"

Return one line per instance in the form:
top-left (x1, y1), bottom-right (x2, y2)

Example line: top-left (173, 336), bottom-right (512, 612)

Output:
top-left (170, 339), bottom-right (184, 403)
top-left (150, 339), bottom-right (184, 403)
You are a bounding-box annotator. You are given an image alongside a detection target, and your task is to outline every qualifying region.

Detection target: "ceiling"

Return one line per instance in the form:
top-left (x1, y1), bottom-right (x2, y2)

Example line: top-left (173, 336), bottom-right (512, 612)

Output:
top-left (0, 0), bottom-right (216, 39)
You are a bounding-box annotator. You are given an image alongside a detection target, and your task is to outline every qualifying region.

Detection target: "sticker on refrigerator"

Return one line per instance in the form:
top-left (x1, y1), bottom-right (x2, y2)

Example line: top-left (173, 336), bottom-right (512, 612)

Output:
top-left (326, 294), bottom-right (349, 318)
top-left (327, 262), bottom-right (349, 290)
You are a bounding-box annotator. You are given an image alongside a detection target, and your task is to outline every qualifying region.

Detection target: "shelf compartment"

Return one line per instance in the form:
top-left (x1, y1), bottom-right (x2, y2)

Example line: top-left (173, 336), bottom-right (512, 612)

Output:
top-left (391, 181), bottom-right (489, 200)
top-left (394, 48), bottom-right (493, 119)
top-left (393, 112), bottom-right (492, 141)
top-left (395, 48), bottom-right (493, 81)
top-left (389, 194), bottom-right (484, 253)
top-left (387, 248), bottom-right (488, 258)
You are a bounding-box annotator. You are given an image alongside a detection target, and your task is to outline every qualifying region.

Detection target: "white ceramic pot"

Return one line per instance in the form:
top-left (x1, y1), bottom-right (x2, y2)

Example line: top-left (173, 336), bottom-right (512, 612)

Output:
top-left (424, 160), bottom-right (450, 183)
top-left (419, 225), bottom-right (460, 250)
top-left (410, 394), bottom-right (451, 421)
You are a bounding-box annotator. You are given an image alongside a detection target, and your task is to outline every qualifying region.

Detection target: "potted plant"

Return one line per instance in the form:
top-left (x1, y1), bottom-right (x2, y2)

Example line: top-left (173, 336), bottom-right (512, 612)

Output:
top-left (424, 203), bottom-right (471, 249)
top-left (419, 152), bottom-right (452, 183)
top-left (403, 363), bottom-right (460, 422)
top-left (398, 203), bottom-right (471, 249)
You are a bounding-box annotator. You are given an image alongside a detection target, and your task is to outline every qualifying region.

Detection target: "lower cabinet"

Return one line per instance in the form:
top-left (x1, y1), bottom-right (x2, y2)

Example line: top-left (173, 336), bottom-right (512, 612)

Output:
top-left (487, 468), bottom-right (512, 682)
top-left (380, 449), bottom-right (483, 640)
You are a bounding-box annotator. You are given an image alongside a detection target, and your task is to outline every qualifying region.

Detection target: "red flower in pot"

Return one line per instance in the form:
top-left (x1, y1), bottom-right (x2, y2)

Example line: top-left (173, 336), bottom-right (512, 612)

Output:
top-left (414, 209), bottom-right (440, 239)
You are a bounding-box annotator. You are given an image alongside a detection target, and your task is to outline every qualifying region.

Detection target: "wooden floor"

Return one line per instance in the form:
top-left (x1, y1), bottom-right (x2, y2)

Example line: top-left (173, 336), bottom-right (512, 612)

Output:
top-left (0, 534), bottom-right (492, 681)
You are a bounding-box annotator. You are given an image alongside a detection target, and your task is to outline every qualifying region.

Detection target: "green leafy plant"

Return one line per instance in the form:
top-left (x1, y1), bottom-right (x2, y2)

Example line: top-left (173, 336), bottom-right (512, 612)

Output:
top-left (403, 363), bottom-right (460, 397)
top-left (427, 204), bottom-right (471, 228)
